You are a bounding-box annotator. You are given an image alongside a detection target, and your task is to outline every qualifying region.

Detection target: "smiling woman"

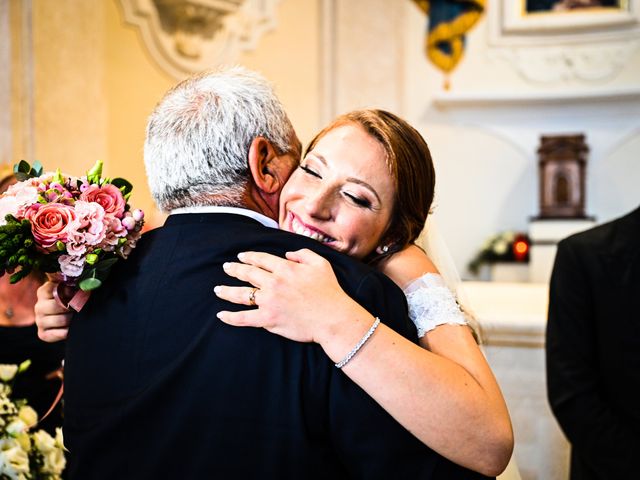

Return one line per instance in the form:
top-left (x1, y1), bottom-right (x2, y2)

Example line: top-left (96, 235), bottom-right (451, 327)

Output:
top-left (279, 123), bottom-right (394, 259)
top-left (280, 109), bottom-right (435, 262)
top-left (216, 109), bottom-right (514, 476)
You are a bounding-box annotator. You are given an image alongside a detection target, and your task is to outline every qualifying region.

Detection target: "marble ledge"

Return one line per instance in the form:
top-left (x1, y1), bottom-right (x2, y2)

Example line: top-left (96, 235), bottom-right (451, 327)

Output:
top-left (460, 281), bottom-right (549, 348)
top-left (431, 86), bottom-right (640, 110)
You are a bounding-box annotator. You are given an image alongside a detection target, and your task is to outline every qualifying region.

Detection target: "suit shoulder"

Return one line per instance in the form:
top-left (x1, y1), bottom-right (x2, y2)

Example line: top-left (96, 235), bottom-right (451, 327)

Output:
top-left (559, 219), bottom-right (616, 252)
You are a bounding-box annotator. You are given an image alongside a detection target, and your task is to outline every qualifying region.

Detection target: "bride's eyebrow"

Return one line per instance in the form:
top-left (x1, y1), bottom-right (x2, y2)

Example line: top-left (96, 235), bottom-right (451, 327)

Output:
top-left (308, 152), bottom-right (381, 204)
top-left (305, 152), bottom-right (327, 165)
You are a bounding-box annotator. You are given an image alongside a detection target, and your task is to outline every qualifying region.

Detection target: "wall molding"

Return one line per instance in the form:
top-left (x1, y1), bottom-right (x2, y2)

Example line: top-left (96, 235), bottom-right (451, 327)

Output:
top-left (119, 0), bottom-right (281, 79)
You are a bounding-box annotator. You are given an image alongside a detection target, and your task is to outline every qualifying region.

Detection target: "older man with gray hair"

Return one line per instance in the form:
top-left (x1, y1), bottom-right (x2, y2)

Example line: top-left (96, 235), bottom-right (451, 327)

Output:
top-left (35, 67), bottom-right (480, 479)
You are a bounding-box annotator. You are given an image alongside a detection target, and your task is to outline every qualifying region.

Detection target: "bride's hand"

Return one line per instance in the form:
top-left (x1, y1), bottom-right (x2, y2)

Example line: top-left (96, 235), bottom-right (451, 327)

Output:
top-left (214, 249), bottom-right (368, 344)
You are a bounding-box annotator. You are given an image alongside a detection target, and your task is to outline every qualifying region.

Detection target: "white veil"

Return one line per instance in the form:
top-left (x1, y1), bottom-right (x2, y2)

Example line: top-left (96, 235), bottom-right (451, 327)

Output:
top-left (416, 216), bottom-right (484, 343)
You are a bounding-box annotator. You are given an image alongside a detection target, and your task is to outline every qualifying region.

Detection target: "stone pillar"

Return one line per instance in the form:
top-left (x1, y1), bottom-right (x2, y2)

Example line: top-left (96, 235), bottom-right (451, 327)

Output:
top-left (0, 0), bottom-right (11, 164)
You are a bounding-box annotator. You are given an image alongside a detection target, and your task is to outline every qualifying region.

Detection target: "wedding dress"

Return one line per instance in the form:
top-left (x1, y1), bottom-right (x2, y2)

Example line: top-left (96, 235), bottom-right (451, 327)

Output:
top-left (411, 216), bottom-right (522, 480)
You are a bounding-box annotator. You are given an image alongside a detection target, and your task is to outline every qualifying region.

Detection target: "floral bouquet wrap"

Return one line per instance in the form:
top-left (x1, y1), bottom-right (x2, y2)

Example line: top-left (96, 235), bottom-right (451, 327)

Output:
top-left (0, 160), bottom-right (144, 311)
top-left (0, 361), bottom-right (66, 479)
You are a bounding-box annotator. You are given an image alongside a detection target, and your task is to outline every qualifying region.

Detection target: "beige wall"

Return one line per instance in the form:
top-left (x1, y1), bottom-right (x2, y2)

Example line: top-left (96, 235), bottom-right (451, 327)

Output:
top-left (8, 0), bottom-right (321, 226)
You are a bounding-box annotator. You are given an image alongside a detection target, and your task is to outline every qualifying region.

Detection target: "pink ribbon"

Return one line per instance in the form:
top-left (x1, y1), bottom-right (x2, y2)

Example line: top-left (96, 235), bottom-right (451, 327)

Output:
top-left (52, 282), bottom-right (91, 312)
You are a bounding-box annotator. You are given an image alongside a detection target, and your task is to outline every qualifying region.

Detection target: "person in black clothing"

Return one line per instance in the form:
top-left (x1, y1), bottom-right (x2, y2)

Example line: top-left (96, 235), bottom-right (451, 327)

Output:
top-left (546, 205), bottom-right (640, 479)
top-left (33, 68), bottom-right (492, 479)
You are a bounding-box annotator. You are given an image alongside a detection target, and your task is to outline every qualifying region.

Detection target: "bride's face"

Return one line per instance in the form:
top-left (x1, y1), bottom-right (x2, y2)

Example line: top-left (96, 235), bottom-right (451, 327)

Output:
top-left (279, 124), bottom-right (395, 259)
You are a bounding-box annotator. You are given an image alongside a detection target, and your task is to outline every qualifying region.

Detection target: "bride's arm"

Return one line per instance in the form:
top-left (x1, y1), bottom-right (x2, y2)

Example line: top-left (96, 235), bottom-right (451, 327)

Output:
top-left (215, 248), bottom-right (513, 476)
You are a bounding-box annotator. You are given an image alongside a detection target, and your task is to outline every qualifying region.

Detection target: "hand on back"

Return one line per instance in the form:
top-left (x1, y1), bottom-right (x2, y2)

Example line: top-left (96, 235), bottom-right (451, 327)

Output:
top-left (214, 249), bottom-right (370, 345)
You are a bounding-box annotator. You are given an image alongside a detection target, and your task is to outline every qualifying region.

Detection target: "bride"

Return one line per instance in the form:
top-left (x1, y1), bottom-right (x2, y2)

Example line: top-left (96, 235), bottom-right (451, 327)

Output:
top-left (214, 109), bottom-right (513, 476)
top-left (34, 109), bottom-right (513, 477)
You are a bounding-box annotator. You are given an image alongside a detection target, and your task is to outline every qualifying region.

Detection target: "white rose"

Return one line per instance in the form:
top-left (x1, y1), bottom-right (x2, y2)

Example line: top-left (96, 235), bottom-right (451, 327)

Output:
top-left (18, 405), bottom-right (38, 427)
top-left (42, 446), bottom-right (66, 475)
top-left (32, 429), bottom-right (56, 453)
top-left (6, 419), bottom-right (27, 437)
top-left (0, 438), bottom-right (30, 479)
top-left (492, 239), bottom-right (508, 255)
top-left (0, 394), bottom-right (18, 416)
top-left (54, 427), bottom-right (65, 450)
top-left (0, 364), bottom-right (19, 382)
top-left (15, 432), bottom-right (31, 453)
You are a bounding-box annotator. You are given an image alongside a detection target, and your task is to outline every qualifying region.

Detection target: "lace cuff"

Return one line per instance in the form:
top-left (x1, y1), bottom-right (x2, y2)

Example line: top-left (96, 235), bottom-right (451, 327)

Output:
top-left (403, 273), bottom-right (467, 338)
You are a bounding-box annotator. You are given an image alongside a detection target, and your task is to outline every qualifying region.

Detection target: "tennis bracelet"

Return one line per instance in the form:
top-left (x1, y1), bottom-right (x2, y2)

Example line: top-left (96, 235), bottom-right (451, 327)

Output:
top-left (335, 317), bottom-right (381, 369)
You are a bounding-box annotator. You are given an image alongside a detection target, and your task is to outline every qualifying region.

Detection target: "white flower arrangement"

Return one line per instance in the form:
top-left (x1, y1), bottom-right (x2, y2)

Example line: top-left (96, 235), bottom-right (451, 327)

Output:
top-left (0, 361), bottom-right (66, 480)
top-left (468, 230), bottom-right (530, 275)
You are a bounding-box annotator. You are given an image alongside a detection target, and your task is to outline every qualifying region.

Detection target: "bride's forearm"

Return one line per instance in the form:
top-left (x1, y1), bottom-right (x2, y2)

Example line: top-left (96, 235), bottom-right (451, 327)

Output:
top-left (315, 308), bottom-right (513, 477)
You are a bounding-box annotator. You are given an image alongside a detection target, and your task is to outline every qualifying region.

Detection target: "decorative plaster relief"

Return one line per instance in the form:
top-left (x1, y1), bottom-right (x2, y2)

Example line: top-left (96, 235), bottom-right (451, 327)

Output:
top-left (487, 1), bottom-right (640, 86)
top-left (119, 0), bottom-right (281, 79)
top-left (490, 40), bottom-right (640, 84)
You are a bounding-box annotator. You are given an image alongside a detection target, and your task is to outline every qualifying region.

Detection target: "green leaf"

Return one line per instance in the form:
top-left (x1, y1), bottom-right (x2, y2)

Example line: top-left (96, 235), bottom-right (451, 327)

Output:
top-left (86, 160), bottom-right (104, 184)
top-left (18, 359), bottom-right (31, 373)
top-left (111, 178), bottom-right (133, 196)
top-left (94, 257), bottom-right (118, 271)
top-left (14, 161), bottom-right (31, 181)
top-left (32, 160), bottom-right (43, 176)
top-left (85, 253), bottom-right (98, 265)
top-left (15, 160), bottom-right (31, 174)
top-left (79, 277), bottom-right (102, 291)
top-left (53, 168), bottom-right (65, 185)
top-left (13, 160), bottom-right (43, 180)
top-left (9, 267), bottom-right (31, 284)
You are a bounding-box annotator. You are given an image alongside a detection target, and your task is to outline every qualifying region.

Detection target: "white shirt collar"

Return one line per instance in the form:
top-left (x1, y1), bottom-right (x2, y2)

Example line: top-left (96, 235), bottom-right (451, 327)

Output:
top-left (169, 206), bottom-right (278, 229)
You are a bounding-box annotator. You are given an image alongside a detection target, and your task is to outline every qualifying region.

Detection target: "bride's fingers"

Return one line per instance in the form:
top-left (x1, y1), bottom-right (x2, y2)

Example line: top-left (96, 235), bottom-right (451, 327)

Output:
top-left (216, 309), bottom-right (264, 328)
top-left (285, 248), bottom-right (329, 266)
top-left (222, 261), bottom-right (271, 286)
top-left (214, 285), bottom-right (260, 306)
top-left (237, 251), bottom-right (292, 272)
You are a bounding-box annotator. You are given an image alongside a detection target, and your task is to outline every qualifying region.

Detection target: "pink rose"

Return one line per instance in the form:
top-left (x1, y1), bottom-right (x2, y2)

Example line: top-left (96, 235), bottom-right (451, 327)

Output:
top-left (25, 203), bottom-right (76, 251)
top-left (80, 184), bottom-right (126, 218)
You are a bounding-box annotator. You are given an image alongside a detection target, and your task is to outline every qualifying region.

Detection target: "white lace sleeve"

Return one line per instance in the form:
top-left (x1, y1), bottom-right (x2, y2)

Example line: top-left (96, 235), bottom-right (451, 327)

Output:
top-left (403, 273), bottom-right (467, 338)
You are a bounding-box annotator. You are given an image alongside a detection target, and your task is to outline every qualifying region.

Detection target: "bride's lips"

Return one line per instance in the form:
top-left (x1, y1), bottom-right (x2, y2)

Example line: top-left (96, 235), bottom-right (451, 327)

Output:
top-left (286, 212), bottom-right (336, 244)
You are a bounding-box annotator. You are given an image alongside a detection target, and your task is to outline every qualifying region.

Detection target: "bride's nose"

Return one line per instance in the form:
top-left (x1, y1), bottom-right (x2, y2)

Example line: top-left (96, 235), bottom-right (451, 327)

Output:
top-left (304, 187), bottom-right (333, 220)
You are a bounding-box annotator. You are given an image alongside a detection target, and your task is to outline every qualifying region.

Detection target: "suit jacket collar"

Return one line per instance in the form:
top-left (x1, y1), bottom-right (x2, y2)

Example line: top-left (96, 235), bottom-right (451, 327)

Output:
top-left (168, 206), bottom-right (278, 229)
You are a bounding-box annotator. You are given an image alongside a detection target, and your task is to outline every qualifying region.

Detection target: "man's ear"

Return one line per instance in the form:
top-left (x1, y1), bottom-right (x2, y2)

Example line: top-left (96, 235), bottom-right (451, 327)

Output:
top-left (247, 136), bottom-right (285, 194)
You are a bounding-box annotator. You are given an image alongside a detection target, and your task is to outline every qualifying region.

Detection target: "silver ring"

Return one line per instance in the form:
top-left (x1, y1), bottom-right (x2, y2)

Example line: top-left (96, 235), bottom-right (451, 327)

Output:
top-left (248, 287), bottom-right (258, 306)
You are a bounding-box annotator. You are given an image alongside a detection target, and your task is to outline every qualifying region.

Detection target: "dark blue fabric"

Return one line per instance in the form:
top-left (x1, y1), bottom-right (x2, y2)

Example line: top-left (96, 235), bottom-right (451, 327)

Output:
top-left (65, 213), bottom-right (492, 479)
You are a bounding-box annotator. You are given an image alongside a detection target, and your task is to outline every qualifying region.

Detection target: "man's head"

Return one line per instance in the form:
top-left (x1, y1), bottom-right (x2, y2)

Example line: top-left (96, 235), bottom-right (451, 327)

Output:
top-left (144, 67), bottom-right (301, 216)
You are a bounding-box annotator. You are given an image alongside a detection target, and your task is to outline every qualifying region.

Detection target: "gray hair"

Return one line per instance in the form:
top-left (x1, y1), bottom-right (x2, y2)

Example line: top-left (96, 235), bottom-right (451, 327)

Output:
top-left (143, 66), bottom-right (296, 211)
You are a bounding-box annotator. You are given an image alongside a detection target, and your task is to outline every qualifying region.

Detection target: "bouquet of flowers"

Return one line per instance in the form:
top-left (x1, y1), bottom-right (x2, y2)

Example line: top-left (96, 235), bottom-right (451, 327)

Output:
top-left (0, 160), bottom-right (144, 310)
top-left (0, 361), bottom-right (66, 479)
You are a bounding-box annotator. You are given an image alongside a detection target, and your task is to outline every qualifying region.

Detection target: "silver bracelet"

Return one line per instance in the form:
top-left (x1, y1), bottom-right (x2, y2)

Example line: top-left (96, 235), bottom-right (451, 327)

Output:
top-left (335, 317), bottom-right (381, 369)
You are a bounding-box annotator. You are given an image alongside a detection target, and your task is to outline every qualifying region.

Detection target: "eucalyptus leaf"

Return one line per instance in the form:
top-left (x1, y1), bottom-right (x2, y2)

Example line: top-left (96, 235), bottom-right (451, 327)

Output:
top-left (79, 277), bottom-right (102, 291)
top-left (95, 257), bottom-right (119, 271)
top-left (32, 160), bottom-right (43, 176)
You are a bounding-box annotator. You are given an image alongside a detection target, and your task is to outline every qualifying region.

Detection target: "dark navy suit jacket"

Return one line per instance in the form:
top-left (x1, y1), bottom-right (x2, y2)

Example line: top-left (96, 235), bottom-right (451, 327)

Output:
top-left (547, 206), bottom-right (640, 479)
top-left (65, 212), bottom-right (491, 479)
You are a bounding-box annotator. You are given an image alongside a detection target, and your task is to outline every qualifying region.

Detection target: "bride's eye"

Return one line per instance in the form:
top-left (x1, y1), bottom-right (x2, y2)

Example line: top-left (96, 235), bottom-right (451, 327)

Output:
top-left (344, 192), bottom-right (371, 209)
top-left (300, 164), bottom-right (321, 179)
